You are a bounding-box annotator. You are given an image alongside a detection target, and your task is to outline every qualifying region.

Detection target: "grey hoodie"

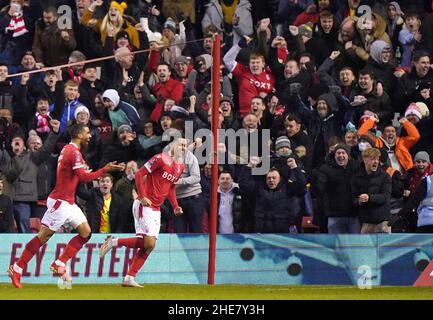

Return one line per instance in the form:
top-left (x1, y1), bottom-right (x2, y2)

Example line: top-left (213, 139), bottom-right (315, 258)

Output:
top-left (370, 40), bottom-right (391, 65)
top-left (175, 150), bottom-right (202, 199)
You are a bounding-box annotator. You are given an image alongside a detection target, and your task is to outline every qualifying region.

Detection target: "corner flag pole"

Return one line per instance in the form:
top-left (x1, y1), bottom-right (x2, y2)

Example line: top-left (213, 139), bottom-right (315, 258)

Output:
top-left (208, 33), bottom-right (221, 285)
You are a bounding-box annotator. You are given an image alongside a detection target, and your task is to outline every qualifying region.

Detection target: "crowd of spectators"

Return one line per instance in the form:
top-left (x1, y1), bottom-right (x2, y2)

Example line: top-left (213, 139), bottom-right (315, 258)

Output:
top-left (1, 0), bottom-right (433, 234)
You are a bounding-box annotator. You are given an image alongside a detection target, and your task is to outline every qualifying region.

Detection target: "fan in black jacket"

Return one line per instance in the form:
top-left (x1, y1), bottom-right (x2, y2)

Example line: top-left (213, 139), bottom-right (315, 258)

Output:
top-left (76, 175), bottom-right (127, 233)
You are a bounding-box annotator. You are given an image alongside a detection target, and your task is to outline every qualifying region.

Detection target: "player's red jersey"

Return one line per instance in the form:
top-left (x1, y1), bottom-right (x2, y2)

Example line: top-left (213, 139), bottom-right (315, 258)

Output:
top-left (232, 63), bottom-right (275, 117)
top-left (49, 143), bottom-right (108, 204)
top-left (135, 152), bottom-right (184, 211)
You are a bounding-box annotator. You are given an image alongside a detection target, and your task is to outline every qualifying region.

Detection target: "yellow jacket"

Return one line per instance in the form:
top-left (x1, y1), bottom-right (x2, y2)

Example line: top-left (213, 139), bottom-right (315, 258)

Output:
top-left (81, 9), bottom-right (140, 48)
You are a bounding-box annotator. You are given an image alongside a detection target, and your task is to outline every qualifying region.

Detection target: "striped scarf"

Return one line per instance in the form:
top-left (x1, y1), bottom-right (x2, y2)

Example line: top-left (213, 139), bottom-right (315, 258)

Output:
top-left (5, 12), bottom-right (28, 38)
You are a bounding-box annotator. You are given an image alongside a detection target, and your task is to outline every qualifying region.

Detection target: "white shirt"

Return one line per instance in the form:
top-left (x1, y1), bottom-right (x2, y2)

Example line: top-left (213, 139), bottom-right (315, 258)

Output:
top-left (217, 183), bottom-right (239, 234)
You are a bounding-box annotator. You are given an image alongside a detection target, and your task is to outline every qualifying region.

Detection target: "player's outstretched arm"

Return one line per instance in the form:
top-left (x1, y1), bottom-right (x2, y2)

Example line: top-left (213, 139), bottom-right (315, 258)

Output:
top-left (75, 162), bottom-right (125, 183)
top-left (104, 161), bottom-right (126, 172)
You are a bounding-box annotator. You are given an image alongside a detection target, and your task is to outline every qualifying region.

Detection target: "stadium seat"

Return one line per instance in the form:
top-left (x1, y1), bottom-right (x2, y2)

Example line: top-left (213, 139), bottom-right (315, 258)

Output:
top-left (301, 216), bottom-right (320, 233)
top-left (30, 218), bottom-right (41, 233)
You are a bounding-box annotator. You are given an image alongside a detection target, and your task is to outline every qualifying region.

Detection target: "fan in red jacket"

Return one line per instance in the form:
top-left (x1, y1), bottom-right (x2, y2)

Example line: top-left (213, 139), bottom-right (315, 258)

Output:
top-left (148, 50), bottom-right (183, 122)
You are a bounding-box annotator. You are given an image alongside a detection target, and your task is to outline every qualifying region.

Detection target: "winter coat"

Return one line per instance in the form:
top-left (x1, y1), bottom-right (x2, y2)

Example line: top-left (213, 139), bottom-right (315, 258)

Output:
top-left (162, 0), bottom-right (196, 23)
top-left (351, 165), bottom-right (392, 224)
top-left (232, 0), bottom-right (254, 44)
top-left (349, 84), bottom-right (392, 123)
top-left (216, 183), bottom-right (246, 233)
top-left (239, 165), bottom-right (306, 232)
top-left (0, 194), bottom-right (13, 233)
top-left (31, 20), bottom-right (76, 67)
top-left (80, 9), bottom-right (139, 48)
top-left (202, 0), bottom-right (224, 34)
top-left (356, 12), bottom-right (391, 61)
top-left (358, 118), bottom-right (420, 172)
top-left (0, 1), bottom-right (41, 65)
top-left (8, 131), bottom-right (59, 202)
top-left (113, 175), bottom-right (135, 232)
top-left (364, 57), bottom-right (396, 94)
top-left (394, 68), bottom-right (433, 113)
top-left (316, 158), bottom-right (359, 217)
top-left (76, 185), bottom-right (126, 233)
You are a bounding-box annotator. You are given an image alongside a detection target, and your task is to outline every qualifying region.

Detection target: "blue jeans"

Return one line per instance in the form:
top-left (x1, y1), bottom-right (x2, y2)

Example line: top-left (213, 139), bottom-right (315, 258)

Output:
top-left (13, 202), bottom-right (31, 233)
top-left (327, 217), bottom-right (361, 234)
top-left (173, 194), bottom-right (204, 233)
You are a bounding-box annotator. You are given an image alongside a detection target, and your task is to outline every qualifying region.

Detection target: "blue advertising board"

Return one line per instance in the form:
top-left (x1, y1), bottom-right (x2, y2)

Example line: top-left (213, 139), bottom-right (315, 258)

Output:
top-left (0, 234), bottom-right (431, 285)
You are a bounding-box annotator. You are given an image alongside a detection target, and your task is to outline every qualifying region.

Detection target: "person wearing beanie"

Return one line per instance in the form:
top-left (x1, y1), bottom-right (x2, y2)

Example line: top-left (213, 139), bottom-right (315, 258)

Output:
top-left (397, 155), bottom-right (433, 232)
top-left (400, 150), bottom-right (433, 232)
top-left (81, 0), bottom-right (139, 48)
top-left (59, 103), bottom-right (102, 171)
top-left (404, 102), bottom-right (423, 124)
top-left (404, 101), bottom-right (433, 161)
top-left (275, 136), bottom-right (292, 156)
top-left (315, 141), bottom-right (361, 233)
top-left (172, 55), bottom-right (191, 85)
top-left (102, 89), bottom-right (141, 132)
top-left (163, 18), bottom-right (177, 35)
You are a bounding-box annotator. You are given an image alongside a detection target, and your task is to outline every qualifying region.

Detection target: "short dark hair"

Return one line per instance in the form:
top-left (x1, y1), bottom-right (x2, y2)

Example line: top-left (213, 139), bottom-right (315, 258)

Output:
top-left (44, 6), bottom-right (58, 16)
top-left (285, 113), bottom-right (302, 124)
top-left (99, 173), bottom-right (113, 182)
top-left (359, 69), bottom-right (374, 79)
top-left (218, 170), bottom-right (233, 178)
top-left (413, 51), bottom-right (431, 62)
top-left (36, 96), bottom-right (50, 103)
top-left (70, 124), bottom-right (88, 139)
top-left (340, 66), bottom-right (354, 74)
top-left (320, 10), bottom-right (334, 20)
top-left (251, 96), bottom-right (266, 104)
top-left (157, 62), bottom-right (172, 71)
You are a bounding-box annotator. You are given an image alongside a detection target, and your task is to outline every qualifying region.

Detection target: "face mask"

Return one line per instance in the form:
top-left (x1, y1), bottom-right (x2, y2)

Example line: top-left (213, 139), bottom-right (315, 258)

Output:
top-left (126, 173), bottom-right (135, 181)
top-left (276, 150), bottom-right (292, 157)
top-left (358, 142), bottom-right (368, 152)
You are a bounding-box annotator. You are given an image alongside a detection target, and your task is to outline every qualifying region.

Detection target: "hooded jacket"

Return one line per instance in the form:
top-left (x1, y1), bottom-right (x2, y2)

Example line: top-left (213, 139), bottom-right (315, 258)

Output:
top-left (365, 40), bottom-right (396, 93)
top-left (358, 118), bottom-right (420, 172)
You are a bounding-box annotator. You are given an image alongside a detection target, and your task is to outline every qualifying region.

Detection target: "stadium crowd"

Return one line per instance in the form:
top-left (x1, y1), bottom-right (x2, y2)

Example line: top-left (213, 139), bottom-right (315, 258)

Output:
top-left (1, 0), bottom-right (433, 234)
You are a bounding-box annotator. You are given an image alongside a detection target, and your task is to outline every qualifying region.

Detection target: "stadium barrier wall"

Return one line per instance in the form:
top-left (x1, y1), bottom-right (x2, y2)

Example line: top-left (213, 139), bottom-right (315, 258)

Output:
top-left (0, 234), bottom-right (431, 286)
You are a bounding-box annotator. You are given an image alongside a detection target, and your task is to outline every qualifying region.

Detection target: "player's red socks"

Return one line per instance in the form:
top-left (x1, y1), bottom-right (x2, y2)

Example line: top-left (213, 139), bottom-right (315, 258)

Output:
top-left (127, 249), bottom-right (149, 277)
top-left (118, 237), bottom-right (143, 249)
top-left (16, 236), bottom-right (42, 269)
top-left (58, 234), bottom-right (89, 264)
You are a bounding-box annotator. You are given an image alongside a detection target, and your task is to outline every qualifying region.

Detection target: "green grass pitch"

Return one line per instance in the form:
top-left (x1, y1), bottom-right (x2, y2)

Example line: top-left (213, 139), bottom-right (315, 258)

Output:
top-left (1, 283), bottom-right (433, 300)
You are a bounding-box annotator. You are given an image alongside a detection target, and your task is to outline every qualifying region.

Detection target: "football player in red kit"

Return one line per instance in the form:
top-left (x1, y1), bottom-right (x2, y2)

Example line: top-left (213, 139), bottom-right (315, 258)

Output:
top-left (9, 124), bottom-right (125, 288)
top-left (99, 137), bottom-right (186, 287)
